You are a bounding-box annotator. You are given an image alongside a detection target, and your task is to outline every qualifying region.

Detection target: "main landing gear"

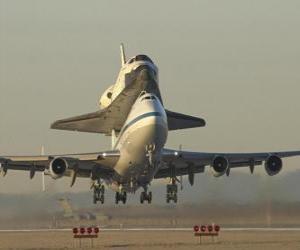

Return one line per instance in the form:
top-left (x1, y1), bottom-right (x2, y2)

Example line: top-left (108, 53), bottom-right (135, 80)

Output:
top-left (140, 190), bottom-right (152, 204)
top-left (93, 181), bottom-right (105, 204)
top-left (115, 191), bottom-right (127, 204)
top-left (166, 179), bottom-right (178, 203)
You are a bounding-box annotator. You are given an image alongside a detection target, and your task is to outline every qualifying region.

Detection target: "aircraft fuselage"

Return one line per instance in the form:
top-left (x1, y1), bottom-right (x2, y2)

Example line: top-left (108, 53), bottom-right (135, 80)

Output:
top-left (107, 92), bottom-right (168, 192)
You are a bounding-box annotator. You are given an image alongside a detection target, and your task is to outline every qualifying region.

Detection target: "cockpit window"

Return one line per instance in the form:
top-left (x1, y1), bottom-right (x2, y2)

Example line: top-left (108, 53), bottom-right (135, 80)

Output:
top-left (139, 91), bottom-right (147, 97)
top-left (141, 96), bottom-right (151, 101)
top-left (141, 95), bottom-right (156, 101)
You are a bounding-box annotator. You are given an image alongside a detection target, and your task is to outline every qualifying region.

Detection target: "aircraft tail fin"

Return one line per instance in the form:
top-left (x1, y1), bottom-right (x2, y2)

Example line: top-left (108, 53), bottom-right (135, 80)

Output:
top-left (120, 43), bottom-right (126, 66)
top-left (57, 198), bottom-right (74, 218)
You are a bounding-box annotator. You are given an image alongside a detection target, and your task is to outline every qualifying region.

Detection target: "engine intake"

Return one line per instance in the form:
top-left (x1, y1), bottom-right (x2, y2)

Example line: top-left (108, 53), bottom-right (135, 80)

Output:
top-left (49, 158), bottom-right (68, 179)
top-left (211, 156), bottom-right (229, 177)
top-left (265, 155), bottom-right (282, 176)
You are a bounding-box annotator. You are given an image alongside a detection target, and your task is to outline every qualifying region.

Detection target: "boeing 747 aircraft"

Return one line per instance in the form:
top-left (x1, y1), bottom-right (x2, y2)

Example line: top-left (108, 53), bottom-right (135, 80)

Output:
top-left (1, 45), bottom-right (300, 204)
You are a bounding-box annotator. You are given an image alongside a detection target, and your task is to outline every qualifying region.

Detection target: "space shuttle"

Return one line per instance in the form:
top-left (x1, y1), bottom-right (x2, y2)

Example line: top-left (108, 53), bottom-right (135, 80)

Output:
top-left (51, 44), bottom-right (205, 142)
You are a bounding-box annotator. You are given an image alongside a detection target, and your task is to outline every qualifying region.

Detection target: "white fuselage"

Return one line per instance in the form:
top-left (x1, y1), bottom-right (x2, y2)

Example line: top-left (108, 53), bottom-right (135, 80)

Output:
top-left (107, 93), bottom-right (168, 192)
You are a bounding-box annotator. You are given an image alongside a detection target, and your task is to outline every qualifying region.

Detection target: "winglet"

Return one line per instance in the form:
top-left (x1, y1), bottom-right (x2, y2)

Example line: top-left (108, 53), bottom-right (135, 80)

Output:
top-left (120, 43), bottom-right (126, 66)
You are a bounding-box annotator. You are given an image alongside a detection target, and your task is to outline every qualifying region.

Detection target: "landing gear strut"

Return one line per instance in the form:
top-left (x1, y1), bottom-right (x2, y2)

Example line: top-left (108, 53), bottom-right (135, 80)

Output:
top-left (140, 186), bottom-right (152, 204)
top-left (166, 179), bottom-right (178, 203)
top-left (115, 191), bottom-right (127, 204)
top-left (93, 181), bottom-right (105, 204)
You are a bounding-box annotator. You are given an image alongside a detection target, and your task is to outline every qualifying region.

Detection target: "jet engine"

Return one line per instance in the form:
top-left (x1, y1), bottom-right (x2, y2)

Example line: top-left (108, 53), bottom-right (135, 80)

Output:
top-left (49, 157), bottom-right (68, 179)
top-left (264, 155), bottom-right (282, 176)
top-left (211, 156), bottom-right (229, 177)
top-left (98, 85), bottom-right (114, 109)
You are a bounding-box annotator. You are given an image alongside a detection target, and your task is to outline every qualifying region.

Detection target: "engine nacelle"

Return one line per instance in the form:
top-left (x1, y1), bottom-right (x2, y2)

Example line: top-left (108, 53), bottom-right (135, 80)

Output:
top-left (211, 156), bottom-right (229, 177)
top-left (98, 85), bottom-right (114, 109)
top-left (264, 155), bottom-right (282, 176)
top-left (49, 157), bottom-right (68, 179)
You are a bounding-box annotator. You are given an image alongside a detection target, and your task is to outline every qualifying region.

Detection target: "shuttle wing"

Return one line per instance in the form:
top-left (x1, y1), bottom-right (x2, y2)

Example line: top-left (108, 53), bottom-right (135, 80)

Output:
top-left (165, 110), bottom-right (206, 131)
top-left (51, 82), bottom-right (141, 135)
top-left (155, 149), bottom-right (300, 179)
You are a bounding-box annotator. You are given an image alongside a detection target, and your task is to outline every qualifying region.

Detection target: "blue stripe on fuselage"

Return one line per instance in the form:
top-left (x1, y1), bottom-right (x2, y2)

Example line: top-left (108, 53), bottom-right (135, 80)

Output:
top-left (114, 112), bottom-right (162, 148)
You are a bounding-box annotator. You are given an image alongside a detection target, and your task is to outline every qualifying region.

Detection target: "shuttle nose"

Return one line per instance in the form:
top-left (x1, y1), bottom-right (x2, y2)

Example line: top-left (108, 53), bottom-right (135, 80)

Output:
top-left (135, 65), bottom-right (156, 82)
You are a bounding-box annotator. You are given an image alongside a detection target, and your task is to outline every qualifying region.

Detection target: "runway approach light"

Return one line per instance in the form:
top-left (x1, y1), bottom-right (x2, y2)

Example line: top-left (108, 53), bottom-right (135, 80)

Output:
top-left (193, 224), bottom-right (220, 244)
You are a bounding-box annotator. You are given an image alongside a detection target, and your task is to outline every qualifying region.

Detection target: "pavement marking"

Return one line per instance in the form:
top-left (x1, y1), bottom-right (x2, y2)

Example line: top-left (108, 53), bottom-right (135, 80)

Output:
top-left (1, 228), bottom-right (300, 232)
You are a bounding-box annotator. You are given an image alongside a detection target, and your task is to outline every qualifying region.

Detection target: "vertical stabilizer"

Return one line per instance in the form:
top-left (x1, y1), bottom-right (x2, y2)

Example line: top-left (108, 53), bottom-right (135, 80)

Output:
top-left (58, 198), bottom-right (74, 218)
top-left (120, 43), bottom-right (126, 66)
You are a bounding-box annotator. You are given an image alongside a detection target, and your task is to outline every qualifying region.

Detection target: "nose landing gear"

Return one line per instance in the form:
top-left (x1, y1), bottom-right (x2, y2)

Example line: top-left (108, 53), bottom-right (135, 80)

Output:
top-left (166, 179), bottom-right (178, 203)
top-left (140, 185), bottom-right (152, 204)
top-left (140, 191), bottom-right (152, 204)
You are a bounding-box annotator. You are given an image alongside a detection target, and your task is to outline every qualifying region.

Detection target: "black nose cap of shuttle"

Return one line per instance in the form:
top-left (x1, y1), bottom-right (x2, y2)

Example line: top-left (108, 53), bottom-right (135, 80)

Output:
top-left (136, 65), bottom-right (156, 82)
top-left (134, 64), bottom-right (162, 103)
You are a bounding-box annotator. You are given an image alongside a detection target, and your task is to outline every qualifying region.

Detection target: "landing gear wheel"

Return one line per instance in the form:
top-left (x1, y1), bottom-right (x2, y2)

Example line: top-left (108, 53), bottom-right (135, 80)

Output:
top-left (115, 192), bottom-right (119, 204)
top-left (140, 192), bottom-right (145, 204)
top-left (148, 192), bottom-right (152, 204)
top-left (140, 191), bottom-right (152, 204)
top-left (116, 191), bottom-right (127, 204)
top-left (100, 194), bottom-right (104, 204)
top-left (122, 192), bottom-right (127, 204)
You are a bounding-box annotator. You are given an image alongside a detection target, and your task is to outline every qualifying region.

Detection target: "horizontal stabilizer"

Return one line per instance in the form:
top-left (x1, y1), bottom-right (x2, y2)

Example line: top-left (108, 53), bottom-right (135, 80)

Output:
top-left (166, 109), bottom-right (206, 131)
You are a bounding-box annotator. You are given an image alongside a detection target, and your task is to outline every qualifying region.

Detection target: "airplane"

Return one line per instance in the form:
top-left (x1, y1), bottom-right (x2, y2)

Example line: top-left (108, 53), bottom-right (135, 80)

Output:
top-left (57, 198), bottom-right (109, 221)
top-left (1, 44), bottom-right (300, 205)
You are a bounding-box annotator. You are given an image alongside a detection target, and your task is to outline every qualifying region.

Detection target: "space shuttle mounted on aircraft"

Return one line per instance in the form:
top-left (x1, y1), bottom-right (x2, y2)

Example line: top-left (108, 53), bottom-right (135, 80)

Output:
top-left (1, 44), bottom-right (300, 205)
top-left (51, 44), bottom-right (205, 138)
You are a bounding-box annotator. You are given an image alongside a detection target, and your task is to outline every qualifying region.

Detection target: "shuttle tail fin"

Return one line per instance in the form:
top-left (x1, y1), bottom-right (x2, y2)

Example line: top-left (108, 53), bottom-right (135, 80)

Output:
top-left (120, 43), bottom-right (126, 66)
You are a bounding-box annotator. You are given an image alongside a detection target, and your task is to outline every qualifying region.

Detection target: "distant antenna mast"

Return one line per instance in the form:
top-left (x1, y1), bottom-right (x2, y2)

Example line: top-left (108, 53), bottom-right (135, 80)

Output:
top-left (41, 145), bottom-right (46, 192)
top-left (120, 43), bottom-right (126, 66)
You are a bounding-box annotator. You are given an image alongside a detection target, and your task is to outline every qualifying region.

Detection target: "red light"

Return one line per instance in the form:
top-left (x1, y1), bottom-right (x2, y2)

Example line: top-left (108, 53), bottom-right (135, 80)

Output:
top-left (208, 225), bottom-right (213, 232)
top-left (193, 225), bottom-right (199, 232)
top-left (200, 225), bottom-right (206, 232)
top-left (94, 227), bottom-right (99, 234)
top-left (214, 224), bottom-right (220, 232)
top-left (80, 227), bottom-right (85, 234)
top-left (72, 228), bottom-right (78, 234)
top-left (87, 227), bottom-right (92, 234)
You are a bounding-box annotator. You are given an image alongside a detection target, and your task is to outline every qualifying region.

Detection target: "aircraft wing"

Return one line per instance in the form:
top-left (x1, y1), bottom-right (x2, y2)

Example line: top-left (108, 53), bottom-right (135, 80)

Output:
top-left (0, 151), bottom-right (120, 184)
top-left (51, 82), bottom-right (142, 135)
top-left (155, 149), bottom-right (300, 179)
top-left (165, 110), bottom-right (206, 131)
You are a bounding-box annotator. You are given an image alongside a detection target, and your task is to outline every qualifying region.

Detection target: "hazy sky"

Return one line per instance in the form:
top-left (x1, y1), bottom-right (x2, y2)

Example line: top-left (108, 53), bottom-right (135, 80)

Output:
top-left (1, 0), bottom-right (300, 193)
